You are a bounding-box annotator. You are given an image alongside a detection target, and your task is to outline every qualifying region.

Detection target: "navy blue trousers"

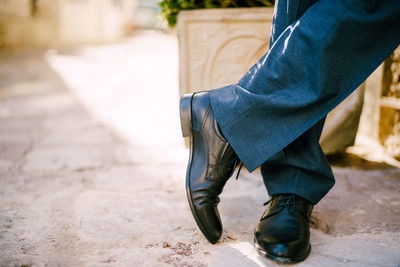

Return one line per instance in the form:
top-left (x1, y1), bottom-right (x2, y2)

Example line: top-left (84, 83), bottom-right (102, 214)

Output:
top-left (210, 0), bottom-right (400, 204)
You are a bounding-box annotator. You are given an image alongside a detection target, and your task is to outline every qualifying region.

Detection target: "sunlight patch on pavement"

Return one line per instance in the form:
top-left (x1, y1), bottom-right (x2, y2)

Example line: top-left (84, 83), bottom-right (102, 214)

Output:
top-left (45, 30), bottom-right (187, 165)
top-left (209, 241), bottom-right (268, 267)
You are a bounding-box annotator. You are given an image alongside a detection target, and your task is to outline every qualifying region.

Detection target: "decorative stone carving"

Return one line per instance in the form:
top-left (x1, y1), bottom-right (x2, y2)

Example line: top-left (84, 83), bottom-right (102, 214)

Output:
top-left (177, 8), bottom-right (273, 95)
top-left (380, 46), bottom-right (400, 159)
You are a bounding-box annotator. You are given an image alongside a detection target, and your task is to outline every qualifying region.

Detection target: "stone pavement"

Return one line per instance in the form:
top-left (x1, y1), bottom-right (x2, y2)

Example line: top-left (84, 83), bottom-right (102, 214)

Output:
top-left (0, 31), bottom-right (399, 267)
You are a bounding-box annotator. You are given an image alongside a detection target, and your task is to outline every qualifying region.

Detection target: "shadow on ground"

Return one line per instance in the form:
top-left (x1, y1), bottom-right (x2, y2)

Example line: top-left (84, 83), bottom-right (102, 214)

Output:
top-left (327, 152), bottom-right (395, 169)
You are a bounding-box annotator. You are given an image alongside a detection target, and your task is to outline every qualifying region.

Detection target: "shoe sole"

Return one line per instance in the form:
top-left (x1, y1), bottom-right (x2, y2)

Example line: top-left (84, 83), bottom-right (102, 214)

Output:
top-left (180, 93), bottom-right (220, 244)
top-left (254, 237), bottom-right (311, 264)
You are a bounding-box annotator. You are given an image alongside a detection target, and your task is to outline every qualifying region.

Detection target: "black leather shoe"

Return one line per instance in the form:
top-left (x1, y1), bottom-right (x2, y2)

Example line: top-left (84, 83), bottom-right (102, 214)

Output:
top-left (180, 92), bottom-right (240, 244)
top-left (254, 194), bottom-right (313, 263)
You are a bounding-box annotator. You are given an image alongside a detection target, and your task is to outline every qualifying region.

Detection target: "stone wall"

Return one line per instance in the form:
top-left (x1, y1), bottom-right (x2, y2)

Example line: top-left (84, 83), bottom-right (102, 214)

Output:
top-left (0, 0), bottom-right (58, 48)
top-left (380, 46), bottom-right (400, 159)
top-left (0, 0), bottom-right (136, 49)
top-left (57, 0), bottom-right (137, 45)
top-left (0, 0), bottom-right (32, 18)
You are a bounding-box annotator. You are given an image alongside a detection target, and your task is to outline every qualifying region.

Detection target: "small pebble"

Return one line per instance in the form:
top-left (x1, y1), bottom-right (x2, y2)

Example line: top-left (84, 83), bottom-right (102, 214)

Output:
top-left (227, 235), bottom-right (237, 241)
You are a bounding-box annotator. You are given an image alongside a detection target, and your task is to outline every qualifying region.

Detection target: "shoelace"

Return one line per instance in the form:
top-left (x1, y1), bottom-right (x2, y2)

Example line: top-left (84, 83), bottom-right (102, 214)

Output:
top-left (261, 194), bottom-right (297, 220)
top-left (235, 162), bottom-right (243, 180)
top-left (220, 158), bottom-right (243, 179)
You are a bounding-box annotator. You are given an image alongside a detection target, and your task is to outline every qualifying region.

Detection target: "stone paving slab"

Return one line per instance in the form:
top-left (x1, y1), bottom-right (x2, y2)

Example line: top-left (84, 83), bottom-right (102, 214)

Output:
top-left (0, 31), bottom-right (399, 267)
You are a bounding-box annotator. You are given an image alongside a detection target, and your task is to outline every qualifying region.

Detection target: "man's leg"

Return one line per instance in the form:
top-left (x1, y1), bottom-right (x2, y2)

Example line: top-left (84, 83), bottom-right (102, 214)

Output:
top-left (261, 118), bottom-right (333, 204)
top-left (252, 0), bottom-right (331, 262)
top-left (261, 0), bottom-right (334, 205)
top-left (207, 0), bottom-right (399, 262)
top-left (210, 0), bottom-right (400, 177)
top-left (180, 0), bottom-right (400, 258)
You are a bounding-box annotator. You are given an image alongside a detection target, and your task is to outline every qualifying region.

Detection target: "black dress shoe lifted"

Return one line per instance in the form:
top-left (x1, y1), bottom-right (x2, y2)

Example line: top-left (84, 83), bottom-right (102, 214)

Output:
top-left (179, 92), bottom-right (240, 244)
top-left (254, 194), bottom-right (313, 264)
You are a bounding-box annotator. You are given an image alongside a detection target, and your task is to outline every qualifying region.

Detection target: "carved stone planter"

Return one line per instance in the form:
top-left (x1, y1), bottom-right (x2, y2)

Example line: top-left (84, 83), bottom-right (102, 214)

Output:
top-left (177, 7), bottom-right (364, 154)
top-left (177, 7), bottom-right (273, 95)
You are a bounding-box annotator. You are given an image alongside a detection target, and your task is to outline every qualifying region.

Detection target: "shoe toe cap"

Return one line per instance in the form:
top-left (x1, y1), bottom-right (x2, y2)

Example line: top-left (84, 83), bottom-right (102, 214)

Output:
top-left (255, 233), bottom-right (310, 259)
top-left (195, 205), bottom-right (223, 244)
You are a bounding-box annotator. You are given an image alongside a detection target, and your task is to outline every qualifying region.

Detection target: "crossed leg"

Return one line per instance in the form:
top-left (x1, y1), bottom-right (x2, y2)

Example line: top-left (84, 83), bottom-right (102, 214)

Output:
top-left (180, 0), bottom-right (400, 263)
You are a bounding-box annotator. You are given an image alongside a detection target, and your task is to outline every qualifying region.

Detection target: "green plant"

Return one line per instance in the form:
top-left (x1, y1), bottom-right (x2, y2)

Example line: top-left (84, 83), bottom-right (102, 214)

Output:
top-left (159, 0), bottom-right (275, 27)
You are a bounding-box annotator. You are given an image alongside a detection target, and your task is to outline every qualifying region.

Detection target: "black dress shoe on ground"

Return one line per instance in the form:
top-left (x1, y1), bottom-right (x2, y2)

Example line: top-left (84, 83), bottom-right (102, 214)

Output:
top-left (254, 194), bottom-right (313, 264)
top-left (180, 92), bottom-right (240, 244)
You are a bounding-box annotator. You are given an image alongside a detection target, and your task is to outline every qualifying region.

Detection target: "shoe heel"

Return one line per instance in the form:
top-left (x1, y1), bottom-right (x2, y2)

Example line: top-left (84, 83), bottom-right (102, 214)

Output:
top-left (180, 93), bottom-right (193, 137)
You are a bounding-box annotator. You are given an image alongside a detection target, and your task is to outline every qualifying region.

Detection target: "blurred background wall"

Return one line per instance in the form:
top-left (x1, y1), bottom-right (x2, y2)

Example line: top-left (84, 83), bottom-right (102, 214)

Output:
top-left (0, 0), bottom-right (140, 48)
top-left (135, 0), bottom-right (160, 29)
